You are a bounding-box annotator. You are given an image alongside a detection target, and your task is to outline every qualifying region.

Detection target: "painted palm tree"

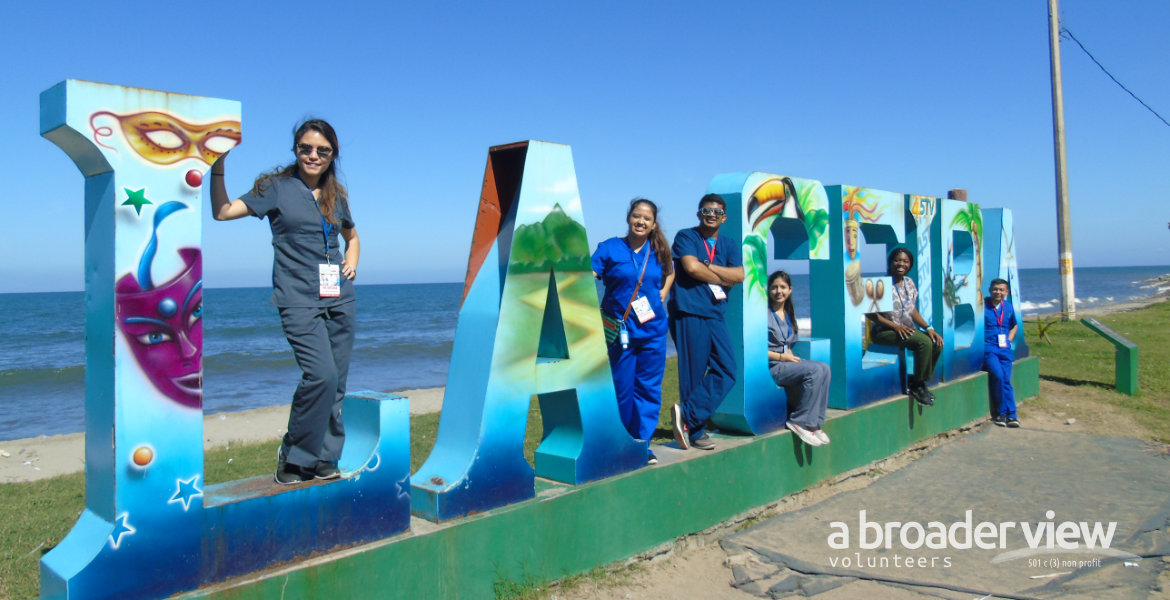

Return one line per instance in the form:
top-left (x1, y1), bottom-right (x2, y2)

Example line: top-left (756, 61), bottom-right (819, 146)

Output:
top-left (949, 203), bottom-right (983, 289)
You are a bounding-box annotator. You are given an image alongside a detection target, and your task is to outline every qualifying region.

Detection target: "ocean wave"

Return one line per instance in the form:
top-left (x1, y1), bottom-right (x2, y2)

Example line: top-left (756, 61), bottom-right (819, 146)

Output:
top-left (0, 364), bottom-right (85, 387)
top-left (1021, 300), bottom-right (1057, 311)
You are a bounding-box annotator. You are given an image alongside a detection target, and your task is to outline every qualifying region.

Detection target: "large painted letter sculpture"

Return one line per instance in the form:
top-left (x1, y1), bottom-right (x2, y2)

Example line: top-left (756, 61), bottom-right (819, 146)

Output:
top-left (39, 80), bottom-right (409, 600)
top-left (934, 198), bottom-right (986, 379)
top-left (706, 173), bottom-right (831, 434)
top-left (809, 186), bottom-right (904, 408)
top-left (410, 141), bottom-right (645, 522)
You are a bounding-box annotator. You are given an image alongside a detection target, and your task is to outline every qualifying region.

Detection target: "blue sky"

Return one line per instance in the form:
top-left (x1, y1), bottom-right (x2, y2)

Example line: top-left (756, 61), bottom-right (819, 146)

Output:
top-left (2, 0), bottom-right (1167, 293)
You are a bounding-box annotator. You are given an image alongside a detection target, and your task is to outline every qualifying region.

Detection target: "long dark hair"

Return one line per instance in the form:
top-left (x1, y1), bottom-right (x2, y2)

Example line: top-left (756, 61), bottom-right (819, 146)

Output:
top-left (252, 118), bottom-right (347, 225)
top-left (628, 198), bottom-right (674, 278)
top-left (767, 270), bottom-right (798, 334)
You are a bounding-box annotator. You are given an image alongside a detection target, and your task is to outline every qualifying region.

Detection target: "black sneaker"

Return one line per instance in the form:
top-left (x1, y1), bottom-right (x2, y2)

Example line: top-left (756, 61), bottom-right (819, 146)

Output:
top-left (910, 384), bottom-right (933, 407)
top-left (1007, 417), bottom-right (1021, 428)
top-left (647, 451), bottom-right (658, 466)
top-left (275, 462), bottom-right (306, 485)
top-left (313, 461), bottom-right (341, 480)
top-left (992, 415), bottom-right (1008, 427)
top-left (691, 434), bottom-right (716, 451)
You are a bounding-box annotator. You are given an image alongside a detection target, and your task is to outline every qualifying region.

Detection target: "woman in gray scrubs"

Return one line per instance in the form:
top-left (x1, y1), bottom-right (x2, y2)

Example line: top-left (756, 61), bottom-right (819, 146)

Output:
top-left (210, 119), bottom-right (360, 485)
top-left (767, 271), bottom-right (832, 447)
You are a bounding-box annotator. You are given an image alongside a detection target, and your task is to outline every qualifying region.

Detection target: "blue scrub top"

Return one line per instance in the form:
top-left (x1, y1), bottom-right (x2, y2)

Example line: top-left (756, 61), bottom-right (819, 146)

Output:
top-left (240, 176), bottom-right (356, 308)
top-left (984, 299), bottom-right (1018, 350)
top-left (592, 237), bottom-right (668, 340)
top-left (669, 227), bottom-right (742, 318)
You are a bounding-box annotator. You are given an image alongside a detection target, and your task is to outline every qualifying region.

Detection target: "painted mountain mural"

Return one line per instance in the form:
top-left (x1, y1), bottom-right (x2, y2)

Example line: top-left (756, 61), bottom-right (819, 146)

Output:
top-left (509, 204), bottom-right (592, 273)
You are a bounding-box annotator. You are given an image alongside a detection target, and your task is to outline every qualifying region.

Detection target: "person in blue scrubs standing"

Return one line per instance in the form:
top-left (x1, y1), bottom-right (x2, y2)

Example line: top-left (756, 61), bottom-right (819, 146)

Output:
top-left (668, 193), bottom-right (744, 451)
top-left (593, 198), bottom-right (675, 465)
top-left (984, 278), bottom-right (1020, 427)
top-left (209, 119), bottom-right (361, 484)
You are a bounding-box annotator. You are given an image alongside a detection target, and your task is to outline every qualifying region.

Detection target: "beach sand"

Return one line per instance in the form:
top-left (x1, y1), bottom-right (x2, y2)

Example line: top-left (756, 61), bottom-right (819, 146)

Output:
top-left (0, 388), bottom-right (443, 484)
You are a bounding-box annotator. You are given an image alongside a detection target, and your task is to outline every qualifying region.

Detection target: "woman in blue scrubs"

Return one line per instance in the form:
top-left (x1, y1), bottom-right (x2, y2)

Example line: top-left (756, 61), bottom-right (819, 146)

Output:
top-left (592, 199), bottom-right (675, 464)
top-left (209, 119), bottom-right (361, 484)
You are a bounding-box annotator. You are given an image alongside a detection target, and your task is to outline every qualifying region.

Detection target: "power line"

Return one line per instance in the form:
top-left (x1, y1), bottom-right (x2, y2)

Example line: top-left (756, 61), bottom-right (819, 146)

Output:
top-left (1060, 26), bottom-right (1170, 129)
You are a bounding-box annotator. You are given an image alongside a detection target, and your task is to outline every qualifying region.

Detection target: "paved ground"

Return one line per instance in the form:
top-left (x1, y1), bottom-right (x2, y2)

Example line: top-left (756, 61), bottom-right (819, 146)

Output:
top-left (720, 426), bottom-right (1170, 599)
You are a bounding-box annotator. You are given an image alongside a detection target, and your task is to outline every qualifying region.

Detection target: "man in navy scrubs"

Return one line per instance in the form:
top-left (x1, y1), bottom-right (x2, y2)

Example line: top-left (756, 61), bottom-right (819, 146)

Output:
top-left (669, 193), bottom-right (743, 450)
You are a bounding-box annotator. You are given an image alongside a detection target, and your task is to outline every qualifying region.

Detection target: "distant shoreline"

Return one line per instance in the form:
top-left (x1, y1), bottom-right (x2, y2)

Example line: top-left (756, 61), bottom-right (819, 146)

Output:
top-left (4, 265), bottom-right (1167, 295)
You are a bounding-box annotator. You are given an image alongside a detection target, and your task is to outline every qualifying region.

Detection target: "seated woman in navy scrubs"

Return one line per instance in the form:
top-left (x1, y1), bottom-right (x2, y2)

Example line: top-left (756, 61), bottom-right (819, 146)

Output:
top-left (767, 271), bottom-right (832, 446)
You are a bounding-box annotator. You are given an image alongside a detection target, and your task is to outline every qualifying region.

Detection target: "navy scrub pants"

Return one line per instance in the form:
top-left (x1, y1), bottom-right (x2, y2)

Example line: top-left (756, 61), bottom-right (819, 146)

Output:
top-left (770, 359), bottom-right (831, 429)
top-left (671, 312), bottom-right (737, 441)
top-left (278, 301), bottom-right (355, 469)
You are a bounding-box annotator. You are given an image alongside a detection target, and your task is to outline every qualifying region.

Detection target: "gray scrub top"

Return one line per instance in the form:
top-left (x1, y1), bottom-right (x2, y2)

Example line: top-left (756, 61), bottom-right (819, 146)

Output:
top-left (240, 175), bottom-right (356, 308)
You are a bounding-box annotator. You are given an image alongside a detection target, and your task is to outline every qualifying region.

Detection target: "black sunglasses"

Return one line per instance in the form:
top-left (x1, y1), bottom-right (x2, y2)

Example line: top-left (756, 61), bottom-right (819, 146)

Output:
top-left (699, 207), bottom-right (726, 217)
top-left (295, 143), bottom-right (334, 158)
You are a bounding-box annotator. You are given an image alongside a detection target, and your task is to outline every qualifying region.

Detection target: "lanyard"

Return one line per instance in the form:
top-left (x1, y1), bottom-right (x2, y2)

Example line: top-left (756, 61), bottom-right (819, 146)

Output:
top-left (770, 309), bottom-right (792, 340)
top-left (319, 214), bottom-right (333, 264)
top-left (703, 237), bottom-right (717, 264)
top-left (993, 302), bottom-right (1005, 328)
top-left (630, 243), bottom-right (650, 276)
top-left (297, 174), bottom-right (334, 263)
top-left (893, 278), bottom-right (911, 319)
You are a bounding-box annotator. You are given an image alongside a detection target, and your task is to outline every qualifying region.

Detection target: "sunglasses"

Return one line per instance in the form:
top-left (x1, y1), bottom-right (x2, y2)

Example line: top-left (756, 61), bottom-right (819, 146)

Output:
top-left (699, 207), bottom-right (726, 217)
top-left (295, 143), bottom-right (334, 158)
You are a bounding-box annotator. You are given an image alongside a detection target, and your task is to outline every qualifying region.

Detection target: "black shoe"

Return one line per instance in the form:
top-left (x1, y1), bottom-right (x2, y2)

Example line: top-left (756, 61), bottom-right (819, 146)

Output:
top-left (275, 462), bottom-right (307, 485)
top-left (992, 415), bottom-right (1008, 427)
top-left (1007, 417), bottom-right (1021, 428)
top-left (313, 461), bottom-right (341, 480)
top-left (910, 384), bottom-right (933, 407)
top-left (275, 445), bottom-right (308, 485)
top-left (647, 451), bottom-right (658, 466)
top-left (691, 433), bottom-right (716, 451)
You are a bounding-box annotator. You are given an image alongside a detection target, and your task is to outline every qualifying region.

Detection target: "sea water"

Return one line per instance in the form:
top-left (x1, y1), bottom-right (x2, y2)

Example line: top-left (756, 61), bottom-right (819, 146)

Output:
top-left (1, 266), bottom-right (1166, 440)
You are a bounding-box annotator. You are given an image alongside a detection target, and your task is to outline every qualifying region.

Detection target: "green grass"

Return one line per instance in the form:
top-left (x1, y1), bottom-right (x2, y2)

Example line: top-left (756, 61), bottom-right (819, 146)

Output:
top-left (5, 300), bottom-right (1167, 599)
top-left (0, 372), bottom-right (682, 600)
top-left (1025, 301), bottom-right (1170, 441)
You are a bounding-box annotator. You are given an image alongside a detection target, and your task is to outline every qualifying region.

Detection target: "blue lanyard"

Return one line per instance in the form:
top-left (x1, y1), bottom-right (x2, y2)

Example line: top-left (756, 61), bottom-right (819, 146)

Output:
top-left (630, 243), bottom-right (650, 276)
top-left (319, 214), bottom-right (334, 263)
top-left (297, 173), bottom-right (333, 262)
top-left (771, 310), bottom-right (792, 340)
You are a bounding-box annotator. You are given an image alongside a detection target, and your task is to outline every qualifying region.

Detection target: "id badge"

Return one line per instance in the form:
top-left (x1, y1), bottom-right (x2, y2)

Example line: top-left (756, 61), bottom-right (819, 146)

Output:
top-left (998, 333), bottom-right (1008, 348)
top-left (631, 295), bottom-right (655, 324)
top-left (319, 263), bottom-right (340, 298)
top-left (708, 283), bottom-right (727, 301)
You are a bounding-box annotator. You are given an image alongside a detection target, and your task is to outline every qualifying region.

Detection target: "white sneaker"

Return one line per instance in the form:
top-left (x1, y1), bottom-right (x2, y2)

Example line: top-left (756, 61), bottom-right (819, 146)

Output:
top-left (786, 422), bottom-right (823, 446)
top-left (813, 428), bottom-right (831, 445)
top-left (671, 404), bottom-right (690, 450)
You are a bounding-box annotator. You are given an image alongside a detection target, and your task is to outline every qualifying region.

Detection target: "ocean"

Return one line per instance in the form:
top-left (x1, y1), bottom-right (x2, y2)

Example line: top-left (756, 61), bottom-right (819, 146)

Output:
top-left (1, 266), bottom-right (1166, 441)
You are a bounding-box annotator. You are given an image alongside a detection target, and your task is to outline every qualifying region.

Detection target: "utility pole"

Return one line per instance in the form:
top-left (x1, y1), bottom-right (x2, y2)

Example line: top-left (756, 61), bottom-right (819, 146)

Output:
top-left (1049, 0), bottom-right (1076, 320)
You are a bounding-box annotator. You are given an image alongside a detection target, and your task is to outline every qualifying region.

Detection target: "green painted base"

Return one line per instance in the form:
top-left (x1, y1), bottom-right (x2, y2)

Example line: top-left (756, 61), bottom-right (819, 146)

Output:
top-left (189, 358), bottom-right (1038, 600)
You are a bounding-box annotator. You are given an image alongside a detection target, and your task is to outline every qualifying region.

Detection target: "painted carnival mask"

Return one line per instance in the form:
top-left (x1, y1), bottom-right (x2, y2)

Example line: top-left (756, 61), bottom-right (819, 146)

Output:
top-left (115, 201), bottom-right (203, 408)
top-left (91, 110), bottom-right (241, 166)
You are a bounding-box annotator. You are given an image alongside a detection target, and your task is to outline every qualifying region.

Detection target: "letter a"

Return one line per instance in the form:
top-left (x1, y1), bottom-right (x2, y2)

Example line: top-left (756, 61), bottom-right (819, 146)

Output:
top-left (411, 141), bottom-right (645, 521)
